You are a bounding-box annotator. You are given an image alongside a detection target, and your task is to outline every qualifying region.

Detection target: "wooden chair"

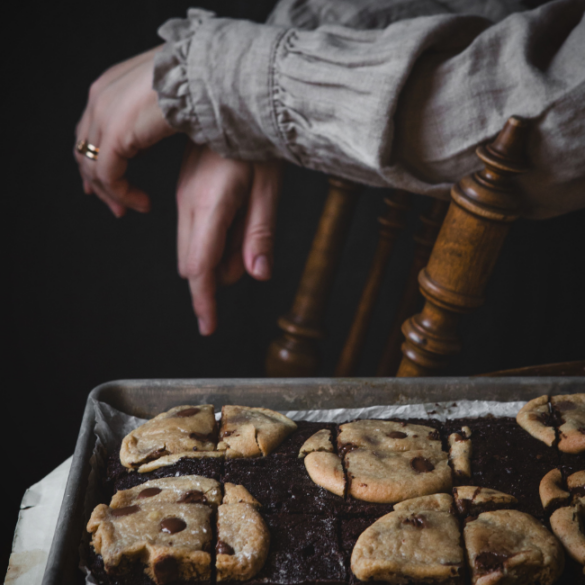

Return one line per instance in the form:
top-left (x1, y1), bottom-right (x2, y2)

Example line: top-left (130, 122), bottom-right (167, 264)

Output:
top-left (266, 116), bottom-right (531, 377)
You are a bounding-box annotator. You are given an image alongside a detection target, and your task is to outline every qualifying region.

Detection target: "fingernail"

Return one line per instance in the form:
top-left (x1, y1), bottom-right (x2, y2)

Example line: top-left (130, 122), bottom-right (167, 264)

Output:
top-left (198, 317), bottom-right (210, 336)
top-left (253, 255), bottom-right (270, 279)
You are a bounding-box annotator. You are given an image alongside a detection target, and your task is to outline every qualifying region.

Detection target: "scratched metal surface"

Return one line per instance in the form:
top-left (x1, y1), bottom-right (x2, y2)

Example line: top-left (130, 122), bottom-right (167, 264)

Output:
top-left (42, 376), bottom-right (585, 585)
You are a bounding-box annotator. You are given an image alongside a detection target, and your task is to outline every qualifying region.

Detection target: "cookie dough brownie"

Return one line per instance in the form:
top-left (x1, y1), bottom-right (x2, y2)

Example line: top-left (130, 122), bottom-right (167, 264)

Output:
top-left (121, 405), bottom-right (218, 470)
top-left (222, 455), bottom-right (344, 515)
top-left (449, 417), bottom-right (559, 518)
top-left (351, 494), bottom-right (464, 584)
top-left (464, 509), bottom-right (564, 585)
top-left (88, 476), bottom-right (218, 584)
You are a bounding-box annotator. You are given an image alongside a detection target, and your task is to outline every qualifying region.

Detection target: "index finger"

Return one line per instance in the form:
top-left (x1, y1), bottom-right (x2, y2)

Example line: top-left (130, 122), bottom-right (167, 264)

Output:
top-left (185, 201), bottom-right (239, 335)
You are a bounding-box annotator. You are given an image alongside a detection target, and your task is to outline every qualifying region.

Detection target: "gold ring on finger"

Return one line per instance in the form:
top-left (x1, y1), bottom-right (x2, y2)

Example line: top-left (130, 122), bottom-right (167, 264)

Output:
top-left (76, 139), bottom-right (100, 161)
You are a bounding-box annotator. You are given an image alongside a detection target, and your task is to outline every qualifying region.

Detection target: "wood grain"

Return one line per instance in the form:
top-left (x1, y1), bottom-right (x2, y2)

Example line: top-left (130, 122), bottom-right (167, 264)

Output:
top-left (397, 116), bottom-right (530, 377)
top-left (265, 177), bottom-right (360, 377)
top-left (335, 191), bottom-right (410, 376)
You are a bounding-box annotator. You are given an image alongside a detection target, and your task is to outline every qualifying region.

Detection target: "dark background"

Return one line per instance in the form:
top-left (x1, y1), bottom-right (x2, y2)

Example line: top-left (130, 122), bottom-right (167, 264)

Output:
top-left (4, 0), bottom-right (584, 576)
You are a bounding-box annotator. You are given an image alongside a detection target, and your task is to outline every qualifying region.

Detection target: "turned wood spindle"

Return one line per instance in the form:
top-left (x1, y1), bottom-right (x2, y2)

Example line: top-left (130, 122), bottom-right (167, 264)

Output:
top-left (265, 177), bottom-right (361, 377)
top-left (397, 116), bottom-right (530, 377)
top-left (376, 197), bottom-right (449, 376)
top-left (335, 190), bottom-right (411, 377)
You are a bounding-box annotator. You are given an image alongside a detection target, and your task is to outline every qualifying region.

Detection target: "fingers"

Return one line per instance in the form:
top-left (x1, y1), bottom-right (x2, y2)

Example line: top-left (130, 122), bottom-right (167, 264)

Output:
top-left (74, 47), bottom-right (171, 217)
top-left (176, 147), bottom-right (252, 336)
top-left (242, 159), bottom-right (283, 281)
top-left (177, 143), bottom-right (203, 277)
top-left (185, 201), bottom-right (239, 336)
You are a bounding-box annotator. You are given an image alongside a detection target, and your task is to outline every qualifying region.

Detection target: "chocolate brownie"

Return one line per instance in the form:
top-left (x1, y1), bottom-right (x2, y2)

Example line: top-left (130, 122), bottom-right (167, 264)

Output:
top-left (222, 455), bottom-right (344, 515)
top-left (560, 452), bottom-right (585, 480)
top-left (444, 417), bottom-right (559, 519)
top-left (242, 513), bottom-right (346, 585)
top-left (271, 422), bottom-right (337, 458)
top-left (340, 517), bottom-right (383, 585)
top-left (87, 547), bottom-right (212, 585)
top-left (107, 448), bottom-right (223, 494)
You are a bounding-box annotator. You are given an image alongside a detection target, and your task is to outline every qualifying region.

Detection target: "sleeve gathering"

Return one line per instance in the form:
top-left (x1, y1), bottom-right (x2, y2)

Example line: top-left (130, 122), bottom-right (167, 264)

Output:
top-left (153, 0), bottom-right (585, 218)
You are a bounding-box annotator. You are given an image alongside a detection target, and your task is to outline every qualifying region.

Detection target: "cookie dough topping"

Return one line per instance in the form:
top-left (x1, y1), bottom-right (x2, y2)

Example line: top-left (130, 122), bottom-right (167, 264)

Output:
top-left (338, 420), bottom-right (442, 455)
top-left (298, 429), bottom-right (334, 458)
top-left (539, 469), bottom-right (570, 511)
top-left (345, 449), bottom-right (451, 504)
top-left (351, 494), bottom-right (464, 583)
top-left (464, 509), bottom-right (564, 585)
top-left (216, 493), bottom-right (270, 581)
top-left (550, 502), bottom-right (585, 566)
top-left (88, 499), bottom-right (213, 584)
top-left (111, 476), bottom-right (222, 508)
top-left (217, 405), bottom-right (297, 458)
top-left (120, 405), bottom-right (217, 469)
top-left (222, 483), bottom-right (261, 507)
top-left (552, 394), bottom-right (585, 454)
top-left (304, 451), bottom-right (345, 497)
top-left (448, 426), bottom-right (472, 478)
top-left (516, 395), bottom-right (556, 447)
top-left (568, 469), bottom-right (585, 501)
top-left (454, 486), bottom-right (517, 518)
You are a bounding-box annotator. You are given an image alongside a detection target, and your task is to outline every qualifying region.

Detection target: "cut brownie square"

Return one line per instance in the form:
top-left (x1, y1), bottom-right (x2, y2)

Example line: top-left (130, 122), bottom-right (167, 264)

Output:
top-left (336, 498), bottom-right (394, 518)
top-left (559, 452), bottom-right (585, 480)
top-left (107, 450), bottom-right (223, 494)
top-left (242, 513), bottom-right (346, 585)
top-left (271, 422), bottom-right (337, 458)
top-left (223, 455), bottom-right (344, 515)
top-left (447, 417), bottom-right (559, 519)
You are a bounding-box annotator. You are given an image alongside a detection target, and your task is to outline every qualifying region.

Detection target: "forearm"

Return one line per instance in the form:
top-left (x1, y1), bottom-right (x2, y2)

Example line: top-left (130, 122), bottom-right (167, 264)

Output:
top-left (154, 0), bottom-right (585, 217)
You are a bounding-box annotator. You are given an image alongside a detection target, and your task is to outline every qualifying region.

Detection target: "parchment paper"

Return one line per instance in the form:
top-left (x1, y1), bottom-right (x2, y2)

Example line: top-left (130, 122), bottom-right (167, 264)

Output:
top-left (80, 397), bottom-right (527, 582)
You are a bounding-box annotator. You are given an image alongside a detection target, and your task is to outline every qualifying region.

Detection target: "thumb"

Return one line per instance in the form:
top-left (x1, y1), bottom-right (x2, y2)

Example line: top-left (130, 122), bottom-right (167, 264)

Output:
top-left (243, 160), bottom-right (282, 281)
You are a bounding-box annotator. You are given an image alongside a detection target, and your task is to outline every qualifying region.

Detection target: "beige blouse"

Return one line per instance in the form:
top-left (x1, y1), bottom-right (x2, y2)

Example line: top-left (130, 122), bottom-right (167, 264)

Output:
top-left (153, 0), bottom-right (585, 218)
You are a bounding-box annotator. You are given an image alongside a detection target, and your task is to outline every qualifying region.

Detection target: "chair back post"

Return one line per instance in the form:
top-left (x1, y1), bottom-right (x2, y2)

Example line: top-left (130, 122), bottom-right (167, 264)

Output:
top-left (265, 177), bottom-right (360, 377)
top-left (335, 190), bottom-right (410, 377)
top-left (377, 197), bottom-right (449, 376)
top-left (397, 116), bottom-right (530, 377)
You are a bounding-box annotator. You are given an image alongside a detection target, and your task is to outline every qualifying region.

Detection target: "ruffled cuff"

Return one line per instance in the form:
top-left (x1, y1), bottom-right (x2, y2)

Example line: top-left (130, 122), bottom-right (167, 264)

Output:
top-left (153, 9), bottom-right (216, 143)
top-left (153, 9), bottom-right (287, 159)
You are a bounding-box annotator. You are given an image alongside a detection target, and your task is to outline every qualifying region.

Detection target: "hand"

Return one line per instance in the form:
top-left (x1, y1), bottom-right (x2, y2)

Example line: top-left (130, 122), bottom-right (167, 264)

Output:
top-left (74, 46), bottom-right (176, 217)
top-left (177, 144), bottom-right (282, 335)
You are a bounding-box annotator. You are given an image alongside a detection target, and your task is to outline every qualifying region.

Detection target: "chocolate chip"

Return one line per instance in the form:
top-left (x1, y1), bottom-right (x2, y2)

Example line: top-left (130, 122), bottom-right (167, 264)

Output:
top-left (411, 457), bottom-right (435, 473)
top-left (579, 427), bottom-right (585, 435)
top-left (178, 490), bottom-right (207, 504)
top-left (111, 505), bottom-right (140, 517)
top-left (428, 430), bottom-right (440, 441)
top-left (555, 401), bottom-right (577, 411)
top-left (154, 556), bottom-right (179, 583)
top-left (222, 430), bottom-right (235, 438)
top-left (529, 412), bottom-right (553, 426)
top-left (402, 514), bottom-right (429, 528)
top-left (475, 551), bottom-right (510, 575)
top-left (160, 517), bottom-right (187, 534)
top-left (387, 431), bottom-right (407, 439)
top-left (190, 431), bottom-right (211, 442)
top-left (175, 407), bottom-right (201, 418)
top-left (572, 486), bottom-right (585, 497)
top-left (138, 487), bottom-right (162, 499)
top-left (217, 540), bottom-right (235, 555)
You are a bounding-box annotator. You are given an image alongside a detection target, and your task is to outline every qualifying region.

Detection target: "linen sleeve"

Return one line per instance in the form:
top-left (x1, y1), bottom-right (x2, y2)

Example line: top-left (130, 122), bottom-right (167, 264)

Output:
top-left (153, 0), bottom-right (585, 218)
top-left (266, 0), bottom-right (526, 30)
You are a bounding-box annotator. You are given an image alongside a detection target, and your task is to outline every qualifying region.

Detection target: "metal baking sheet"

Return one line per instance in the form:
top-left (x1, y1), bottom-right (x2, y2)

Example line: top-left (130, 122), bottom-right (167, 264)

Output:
top-left (42, 376), bottom-right (585, 585)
